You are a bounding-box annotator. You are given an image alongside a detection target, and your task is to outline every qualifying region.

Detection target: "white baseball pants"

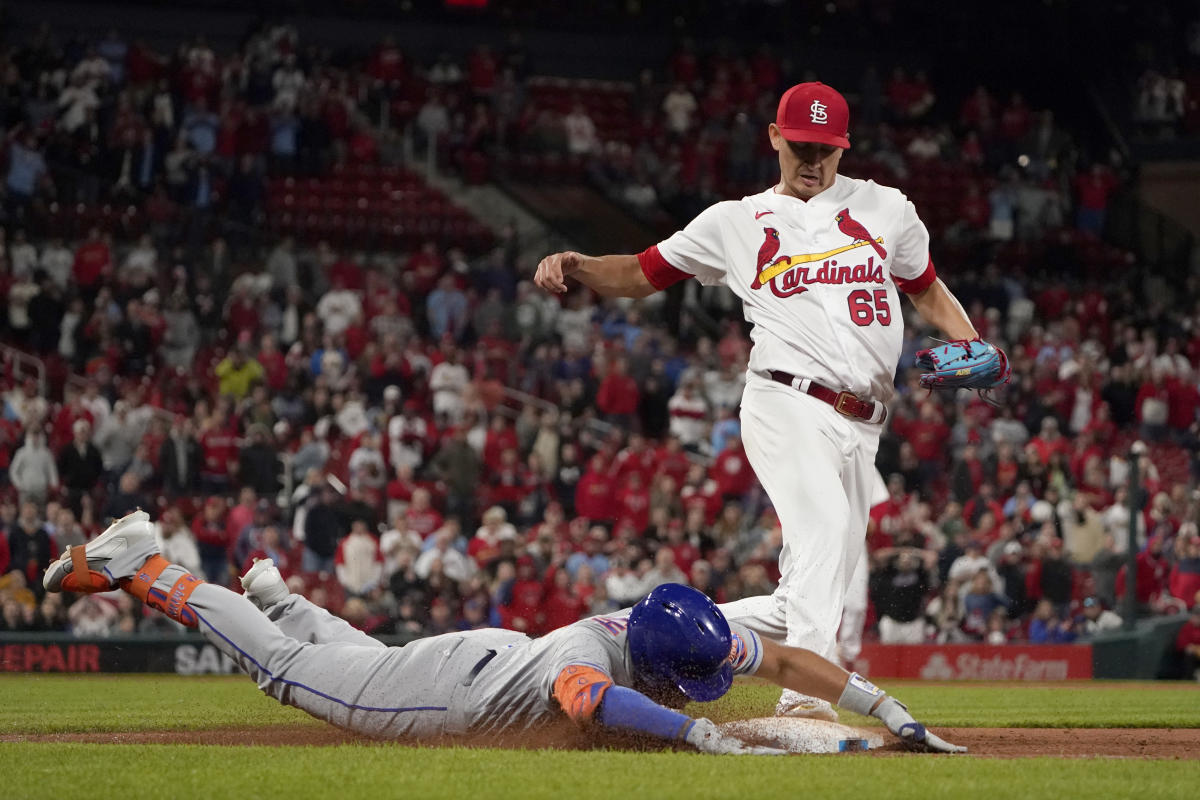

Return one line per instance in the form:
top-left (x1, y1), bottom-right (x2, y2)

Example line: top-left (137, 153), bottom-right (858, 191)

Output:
top-left (720, 375), bottom-right (880, 662)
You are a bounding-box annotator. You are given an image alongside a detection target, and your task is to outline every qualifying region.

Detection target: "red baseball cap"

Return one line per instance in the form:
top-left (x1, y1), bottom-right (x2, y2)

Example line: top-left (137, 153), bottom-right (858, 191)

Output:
top-left (775, 82), bottom-right (851, 149)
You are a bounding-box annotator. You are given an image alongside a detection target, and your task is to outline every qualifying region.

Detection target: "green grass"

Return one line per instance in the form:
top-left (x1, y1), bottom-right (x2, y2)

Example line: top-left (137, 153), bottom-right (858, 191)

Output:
top-left (0, 675), bottom-right (313, 734)
top-left (705, 680), bottom-right (1200, 729)
top-left (6, 675), bottom-right (1193, 735)
top-left (2, 743), bottom-right (1197, 800)
top-left (2, 676), bottom-right (1198, 800)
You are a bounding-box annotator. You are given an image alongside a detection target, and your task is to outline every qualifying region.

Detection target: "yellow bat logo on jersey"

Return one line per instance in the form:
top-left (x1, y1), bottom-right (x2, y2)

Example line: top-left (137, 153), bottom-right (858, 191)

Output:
top-left (753, 237), bottom-right (885, 288)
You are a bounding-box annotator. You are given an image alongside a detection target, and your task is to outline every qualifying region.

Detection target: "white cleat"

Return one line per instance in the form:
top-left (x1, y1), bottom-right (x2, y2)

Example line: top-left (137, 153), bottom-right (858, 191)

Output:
top-left (43, 510), bottom-right (159, 593)
top-left (240, 558), bottom-right (289, 609)
top-left (776, 689), bottom-right (839, 722)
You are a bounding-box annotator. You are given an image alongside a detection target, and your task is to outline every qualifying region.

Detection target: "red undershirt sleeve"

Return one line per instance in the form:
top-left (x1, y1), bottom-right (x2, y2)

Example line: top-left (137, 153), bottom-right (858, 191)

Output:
top-left (637, 245), bottom-right (691, 291)
top-left (893, 257), bottom-right (937, 295)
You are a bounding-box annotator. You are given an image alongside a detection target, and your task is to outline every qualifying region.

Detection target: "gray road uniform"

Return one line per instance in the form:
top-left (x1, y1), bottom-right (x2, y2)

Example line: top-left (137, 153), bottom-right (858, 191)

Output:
top-left (185, 582), bottom-right (765, 740)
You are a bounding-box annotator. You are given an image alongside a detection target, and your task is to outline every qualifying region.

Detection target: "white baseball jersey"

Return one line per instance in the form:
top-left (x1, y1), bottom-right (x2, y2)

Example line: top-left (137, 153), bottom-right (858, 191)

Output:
top-left (638, 175), bottom-right (936, 403)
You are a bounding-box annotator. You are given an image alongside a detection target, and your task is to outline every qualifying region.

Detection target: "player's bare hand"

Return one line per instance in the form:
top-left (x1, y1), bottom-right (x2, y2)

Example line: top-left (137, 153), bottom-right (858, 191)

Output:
top-left (534, 251), bottom-right (585, 294)
top-left (685, 717), bottom-right (787, 756)
top-left (872, 697), bottom-right (967, 754)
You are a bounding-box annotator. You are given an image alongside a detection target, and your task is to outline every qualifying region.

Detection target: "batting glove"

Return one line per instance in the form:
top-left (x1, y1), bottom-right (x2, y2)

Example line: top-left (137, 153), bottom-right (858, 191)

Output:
top-left (685, 718), bottom-right (787, 756)
top-left (872, 697), bottom-right (967, 754)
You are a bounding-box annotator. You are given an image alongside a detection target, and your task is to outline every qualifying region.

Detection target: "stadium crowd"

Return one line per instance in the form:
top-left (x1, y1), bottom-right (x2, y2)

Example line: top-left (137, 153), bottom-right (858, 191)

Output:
top-left (0, 17), bottom-right (1198, 678)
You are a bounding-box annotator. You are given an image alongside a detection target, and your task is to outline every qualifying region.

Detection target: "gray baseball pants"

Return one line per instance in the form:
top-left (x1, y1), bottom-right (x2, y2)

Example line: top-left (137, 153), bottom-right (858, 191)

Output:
top-left (183, 581), bottom-right (515, 739)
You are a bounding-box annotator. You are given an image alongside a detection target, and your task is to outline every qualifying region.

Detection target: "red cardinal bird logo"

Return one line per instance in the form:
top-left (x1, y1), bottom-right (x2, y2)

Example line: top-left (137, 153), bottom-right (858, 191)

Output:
top-left (750, 227), bottom-right (781, 289)
top-left (835, 208), bottom-right (887, 260)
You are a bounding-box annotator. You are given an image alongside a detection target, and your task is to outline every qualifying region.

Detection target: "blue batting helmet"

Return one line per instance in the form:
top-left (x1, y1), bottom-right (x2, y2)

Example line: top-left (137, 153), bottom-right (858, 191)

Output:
top-left (627, 583), bottom-right (733, 702)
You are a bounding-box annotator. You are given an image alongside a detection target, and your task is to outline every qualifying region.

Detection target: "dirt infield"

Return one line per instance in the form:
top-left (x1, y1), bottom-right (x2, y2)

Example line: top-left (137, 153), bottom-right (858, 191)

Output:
top-left (4, 725), bottom-right (1199, 758)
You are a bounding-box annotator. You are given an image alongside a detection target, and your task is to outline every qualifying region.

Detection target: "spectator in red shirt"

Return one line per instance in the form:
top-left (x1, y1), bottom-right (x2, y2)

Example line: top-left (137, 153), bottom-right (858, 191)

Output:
top-left (998, 91), bottom-right (1032, 141)
top-left (1169, 534), bottom-right (1200, 607)
top-left (405, 241), bottom-right (444, 297)
top-left (614, 471), bottom-right (651, 532)
top-left (1074, 163), bottom-right (1118, 236)
top-left (653, 434), bottom-right (691, 488)
top-left (403, 487), bottom-right (443, 541)
top-left (1028, 416), bottom-right (1070, 466)
top-left (224, 486), bottom-right (257, 550)
top-left (1174, 604), bottom-right (1200, 680)
top-left (575, 454), bottom-right (615, 523)
top-left (1167, 369), bottom-right (1200, 431)
top-left (467, 44), bottom-right (498, 98)
top-left (468, 506), bottom-right (517, 570)
top-left (709, 434), bottom-right (754, 500)
top-left (498, 555), bottom-right (544, 634)
top-left (612, 433), bottom-right (657, 487)
top-left (893, 401), bottom-right (950, 484)
top-left (989, 440), bottom-right (1023, 497)
top-left (482, 415), bottom-right (519, 475)
top-left (72, 227), bottom-right (112, 298)
top-left (1083, 402), bottom-right (1118, 450)
top-left (488, 448), bottom-right (532, 521)
top-left (959, 84), bottom-right (996, 131)
top-left (540, 565), bottom-right (585, 632)
top-left (367, 35), bottom-right (405, 84)
top-left (595, 356), bottom-right (640, 426)
top-left (198, 409), bottom-right (239, 492)
top-left (885, 67), bottom-right (923, 119)
top-left (257, 333), bottom-right (288, 391)
top-left (963, 481), bottom-right (1005, 529)
top-left (327, 252), bottom-right (365, 292)
top-left (662, 520), bottom-right (700, 578)
top-left (384, 462), bottom-right (420, 521)
top-left (1115, 535), bottom-right (1170, 612)
top-left (1067, 430), bottom-right (1105, 485)
top-left (192, 495), bottom-right (230, 584)
top-left (223, 281), bottom-right (260, 341)
top-left (679, 462), bottom-right (722, 523)
top-left (867, 474), bottom-right (910, 551)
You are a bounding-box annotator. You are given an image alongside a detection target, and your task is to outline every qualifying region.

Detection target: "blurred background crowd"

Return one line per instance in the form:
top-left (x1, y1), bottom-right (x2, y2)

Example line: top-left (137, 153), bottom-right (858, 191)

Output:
top-left (0, 1), bottom-right (1198, 677)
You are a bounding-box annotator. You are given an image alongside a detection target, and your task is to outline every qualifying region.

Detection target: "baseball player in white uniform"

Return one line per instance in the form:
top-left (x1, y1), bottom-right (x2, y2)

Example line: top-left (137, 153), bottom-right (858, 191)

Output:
top-left (44, 511), bottom-right (962, 753)
top-left (535, 81), bottom-right (981, 719)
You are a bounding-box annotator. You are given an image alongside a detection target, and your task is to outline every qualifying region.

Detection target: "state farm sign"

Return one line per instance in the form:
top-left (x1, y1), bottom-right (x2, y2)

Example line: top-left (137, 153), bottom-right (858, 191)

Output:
top-left (855, 644), bottom-right (1093, 680)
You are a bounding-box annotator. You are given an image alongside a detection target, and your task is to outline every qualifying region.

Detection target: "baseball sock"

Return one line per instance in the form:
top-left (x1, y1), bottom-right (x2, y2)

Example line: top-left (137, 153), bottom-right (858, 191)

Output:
top-left (120, 556), bottom-right (205, 628)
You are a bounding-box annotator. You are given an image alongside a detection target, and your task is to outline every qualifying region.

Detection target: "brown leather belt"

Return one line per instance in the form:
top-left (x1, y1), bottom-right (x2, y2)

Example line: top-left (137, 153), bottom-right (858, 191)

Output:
top-left (767, 370), bottom-right (887, 424)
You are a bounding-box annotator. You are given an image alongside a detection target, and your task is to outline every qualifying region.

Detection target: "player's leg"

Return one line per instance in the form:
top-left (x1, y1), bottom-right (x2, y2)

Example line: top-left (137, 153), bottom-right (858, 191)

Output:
top-left (741, 383), bottom-right (853, 660)
top-left (186, 583), bottom-right (461, 738)
top-left (837, 549), bottom-right (869, 668)
top-left (265, 594), bottom-right (388, 648)
top-left (835, 447), bottom-right (881, 666)
top-left (242, 559), bottom-right (385, 649)
top-left (740, 383), bottom-right (856, 720)
top-left (718, 594), bottom-right (788, 642)
top-left (45, 513), bottom-right (453, 739)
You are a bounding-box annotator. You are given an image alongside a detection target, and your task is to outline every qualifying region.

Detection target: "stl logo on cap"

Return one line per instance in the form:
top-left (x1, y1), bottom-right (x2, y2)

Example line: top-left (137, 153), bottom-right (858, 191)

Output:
top-left (776, 82), bottom-right (850, 149)
top-left (809, 100), bottom-right (828, 125)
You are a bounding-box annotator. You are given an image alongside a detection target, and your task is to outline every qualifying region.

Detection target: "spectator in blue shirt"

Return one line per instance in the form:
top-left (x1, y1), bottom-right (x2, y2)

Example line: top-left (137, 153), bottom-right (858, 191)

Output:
top-left (270, 108), bottom-right (301, 170)
top-left (1028, 598), bottom-right (1077, 643)
top-left (426, 274), bottom-right (468, 341)
top-left (182, 98), bottom-right (220, 155)
top-left (565, 525), bottom-right (611, 579)
top-left (961, 570), bottom-right (1010, 640)
top-left (6, 132), bottom-right (47, 202)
